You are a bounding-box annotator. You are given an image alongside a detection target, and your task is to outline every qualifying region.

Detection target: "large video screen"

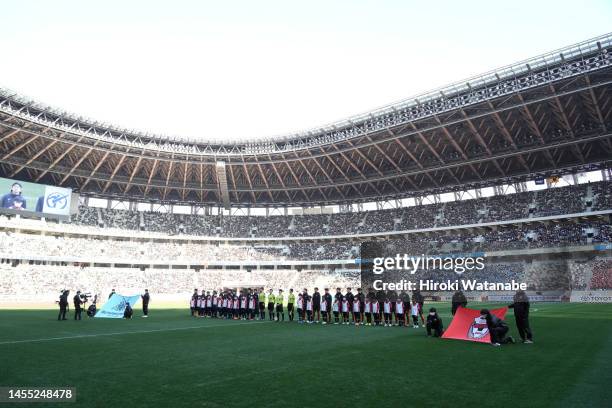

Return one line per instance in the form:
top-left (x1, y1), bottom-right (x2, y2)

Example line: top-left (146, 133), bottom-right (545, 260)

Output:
top-left (0, 177), bottom-right (72, 217)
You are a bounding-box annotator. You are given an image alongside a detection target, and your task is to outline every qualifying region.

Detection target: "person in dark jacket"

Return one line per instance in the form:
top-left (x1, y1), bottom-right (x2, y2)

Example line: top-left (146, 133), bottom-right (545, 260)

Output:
top-left (451, 291), bottom-right (468, 315)
top-left (426, 307), bottom-right (443, 337)
top-left (57, 290), bottom-right (69, 320)
top-left (480, 309), bottom-right (514, 346)
top-left (141, 289), bottom-right (150, 318)
top-left (509, 290), bottom-right (533, 343)
top-left (108, 289), bottom-right (116, 299)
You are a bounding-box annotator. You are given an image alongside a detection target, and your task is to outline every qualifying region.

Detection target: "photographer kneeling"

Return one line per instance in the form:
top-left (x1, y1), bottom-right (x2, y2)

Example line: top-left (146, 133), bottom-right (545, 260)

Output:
top-left (426, 307), bottom-right (443, 337)
top-left (124, 302), bottom-right (133, 319)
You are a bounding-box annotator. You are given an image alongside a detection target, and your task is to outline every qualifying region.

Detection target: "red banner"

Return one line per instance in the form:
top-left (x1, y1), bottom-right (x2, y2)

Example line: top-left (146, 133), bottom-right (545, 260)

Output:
top-left (442, 306), bottom-right (508, 343)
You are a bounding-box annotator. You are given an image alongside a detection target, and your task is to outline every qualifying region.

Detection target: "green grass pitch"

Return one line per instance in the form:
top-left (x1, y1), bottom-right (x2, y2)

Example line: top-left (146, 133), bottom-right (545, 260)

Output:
top-left (1, 303), bottom-right (611, 408)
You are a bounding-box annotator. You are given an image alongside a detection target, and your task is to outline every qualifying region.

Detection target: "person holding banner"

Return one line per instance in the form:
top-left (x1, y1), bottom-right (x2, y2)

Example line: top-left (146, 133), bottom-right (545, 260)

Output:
top-left (480, 309), bottom-right (514, 346)
top-left (509, 290), bottom-right (533, 344)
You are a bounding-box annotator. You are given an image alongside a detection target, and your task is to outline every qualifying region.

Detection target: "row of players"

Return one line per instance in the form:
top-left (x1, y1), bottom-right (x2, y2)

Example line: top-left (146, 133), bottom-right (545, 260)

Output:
top-left (189, 287), bottom-right (443, 334)
top-left (189, 287), bottom-right (533, 345)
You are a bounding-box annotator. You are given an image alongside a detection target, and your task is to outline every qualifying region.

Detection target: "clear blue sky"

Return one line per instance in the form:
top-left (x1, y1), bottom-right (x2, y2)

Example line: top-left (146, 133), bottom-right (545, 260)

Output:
top-left (1, 0), bottom-right (610, 142)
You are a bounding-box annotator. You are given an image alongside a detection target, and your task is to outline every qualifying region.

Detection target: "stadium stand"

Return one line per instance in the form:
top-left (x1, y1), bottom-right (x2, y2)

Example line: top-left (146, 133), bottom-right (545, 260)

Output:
top-left (1, 221), bottom-right (610, 264)
top-left (63, 181), bottom-right (609, 238)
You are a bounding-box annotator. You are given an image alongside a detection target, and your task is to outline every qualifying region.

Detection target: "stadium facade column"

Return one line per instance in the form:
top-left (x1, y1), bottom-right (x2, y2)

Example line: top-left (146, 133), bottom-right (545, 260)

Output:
top-left (572, 174), bottom-right (579, 185)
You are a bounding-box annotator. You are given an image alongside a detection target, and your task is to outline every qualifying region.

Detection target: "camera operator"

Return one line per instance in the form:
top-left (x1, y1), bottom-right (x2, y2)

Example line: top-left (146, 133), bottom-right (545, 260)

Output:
top-left (57, 290), bottom-right (69, 321)
top-left (73, 291), bottom-right (86, 320)
top-left (87, 295), bottom-right (98, 317)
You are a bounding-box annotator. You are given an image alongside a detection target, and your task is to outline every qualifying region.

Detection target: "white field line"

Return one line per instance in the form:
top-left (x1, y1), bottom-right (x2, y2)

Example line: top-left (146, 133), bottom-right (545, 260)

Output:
top-left (0, 320), bottom-right (271, 345)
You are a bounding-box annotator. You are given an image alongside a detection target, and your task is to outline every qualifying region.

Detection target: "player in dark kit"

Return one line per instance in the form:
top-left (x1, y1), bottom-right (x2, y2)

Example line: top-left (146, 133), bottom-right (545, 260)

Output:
top-left (312, 288), bottom-right (321, 323)
top-left (141, 289), bottom-right (150, 317)
top-left (509, 290), bottom-right (533, 343)
top-left (73, 291), bottom-right (84, 320)
top-left (413, 290), bottom-right (425, 325)
top-left (322, 288), bottom-right (332, 324)
top-left (356, 288), bottom-right (365, 324)
top-left (334, 288), bottom-right (343, 308)
top-left (345, 288), bottom-right (354, 322)
top-left (57, 290), bottom-right (69, 320)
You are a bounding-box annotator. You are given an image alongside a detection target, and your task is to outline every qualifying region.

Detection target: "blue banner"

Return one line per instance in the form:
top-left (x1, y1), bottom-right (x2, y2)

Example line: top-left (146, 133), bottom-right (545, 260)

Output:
top-left (95, 293), bottom-right (141, 318)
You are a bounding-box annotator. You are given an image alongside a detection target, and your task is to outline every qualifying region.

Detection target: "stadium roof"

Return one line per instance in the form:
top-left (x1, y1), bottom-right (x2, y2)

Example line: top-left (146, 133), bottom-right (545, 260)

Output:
top-left (0, 33), bottom-right (611, 207)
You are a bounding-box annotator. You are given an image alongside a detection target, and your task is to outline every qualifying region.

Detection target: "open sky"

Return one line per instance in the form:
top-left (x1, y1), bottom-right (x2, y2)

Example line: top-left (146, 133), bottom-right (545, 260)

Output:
top-left (1, 0), bottom-right (610, 142)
